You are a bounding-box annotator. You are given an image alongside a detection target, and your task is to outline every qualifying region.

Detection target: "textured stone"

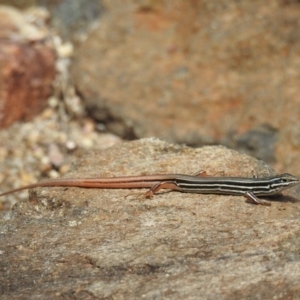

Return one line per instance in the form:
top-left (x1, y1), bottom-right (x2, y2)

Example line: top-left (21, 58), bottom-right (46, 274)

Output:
top-left (0, 139), bottom-right (299, 299)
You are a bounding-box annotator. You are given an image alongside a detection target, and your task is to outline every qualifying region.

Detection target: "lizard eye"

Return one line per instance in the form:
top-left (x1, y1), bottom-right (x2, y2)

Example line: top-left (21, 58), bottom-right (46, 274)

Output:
top-left (280, 174), bottom-right (298, 183)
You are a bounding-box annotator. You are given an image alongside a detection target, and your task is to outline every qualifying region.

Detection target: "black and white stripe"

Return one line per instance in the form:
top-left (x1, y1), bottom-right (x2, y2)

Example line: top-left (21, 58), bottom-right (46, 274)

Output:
top-left (175, 173), bottom-right (299, 196)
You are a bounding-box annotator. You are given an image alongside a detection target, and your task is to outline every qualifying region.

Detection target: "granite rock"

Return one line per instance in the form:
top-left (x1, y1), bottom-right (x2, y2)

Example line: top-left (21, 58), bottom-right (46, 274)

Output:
top-left (1, 139), bottom-right (299, 299)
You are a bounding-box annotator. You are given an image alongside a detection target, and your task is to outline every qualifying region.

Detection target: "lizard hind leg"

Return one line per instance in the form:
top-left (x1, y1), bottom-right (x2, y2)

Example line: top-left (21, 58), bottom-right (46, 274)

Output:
top-left (145, 181), bottom-right (180, 198)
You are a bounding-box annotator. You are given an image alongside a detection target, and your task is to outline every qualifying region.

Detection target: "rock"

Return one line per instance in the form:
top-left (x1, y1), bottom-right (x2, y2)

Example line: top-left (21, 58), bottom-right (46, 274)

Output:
top-left (0, 0), bottom-right (104, 40)
top-left (0, 0), bottom-right (37, 9)
top-left (72, 0), bottom-right (300, 169)
top-left (48, 0), bottom-right (103, 40)
top-left (0, 5), bottom-right (56, 128)
top-left (1, 139), bottom-right (299, 299)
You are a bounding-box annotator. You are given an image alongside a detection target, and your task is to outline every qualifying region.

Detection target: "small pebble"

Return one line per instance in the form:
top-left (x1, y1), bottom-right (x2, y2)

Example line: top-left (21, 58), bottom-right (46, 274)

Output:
top-left (48, 143), bottom-right (65, 168)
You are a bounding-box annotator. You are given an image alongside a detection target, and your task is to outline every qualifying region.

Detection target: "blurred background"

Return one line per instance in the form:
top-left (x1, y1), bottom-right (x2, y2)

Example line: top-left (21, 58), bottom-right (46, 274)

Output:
top-left (0, 0), bottom-right (300, 207)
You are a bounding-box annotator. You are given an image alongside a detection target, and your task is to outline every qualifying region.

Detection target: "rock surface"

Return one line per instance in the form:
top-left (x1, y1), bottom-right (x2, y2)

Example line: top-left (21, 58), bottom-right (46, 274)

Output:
top-left (72, 0), bottom-right (300, 170)
top-left (1, 139), bottom-right (299, 299)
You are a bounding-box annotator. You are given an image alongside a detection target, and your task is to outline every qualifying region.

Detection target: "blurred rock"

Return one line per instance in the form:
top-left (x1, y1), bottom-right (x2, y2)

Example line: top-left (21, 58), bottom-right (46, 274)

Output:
top-left (0, 5), bottom-right (56, 128)
top-left (39, 0), bottom-right (103, 40)
top-left (72, 0), bottom-right (300, 172)
top-left (0, 0), bottom-right (37, 9)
